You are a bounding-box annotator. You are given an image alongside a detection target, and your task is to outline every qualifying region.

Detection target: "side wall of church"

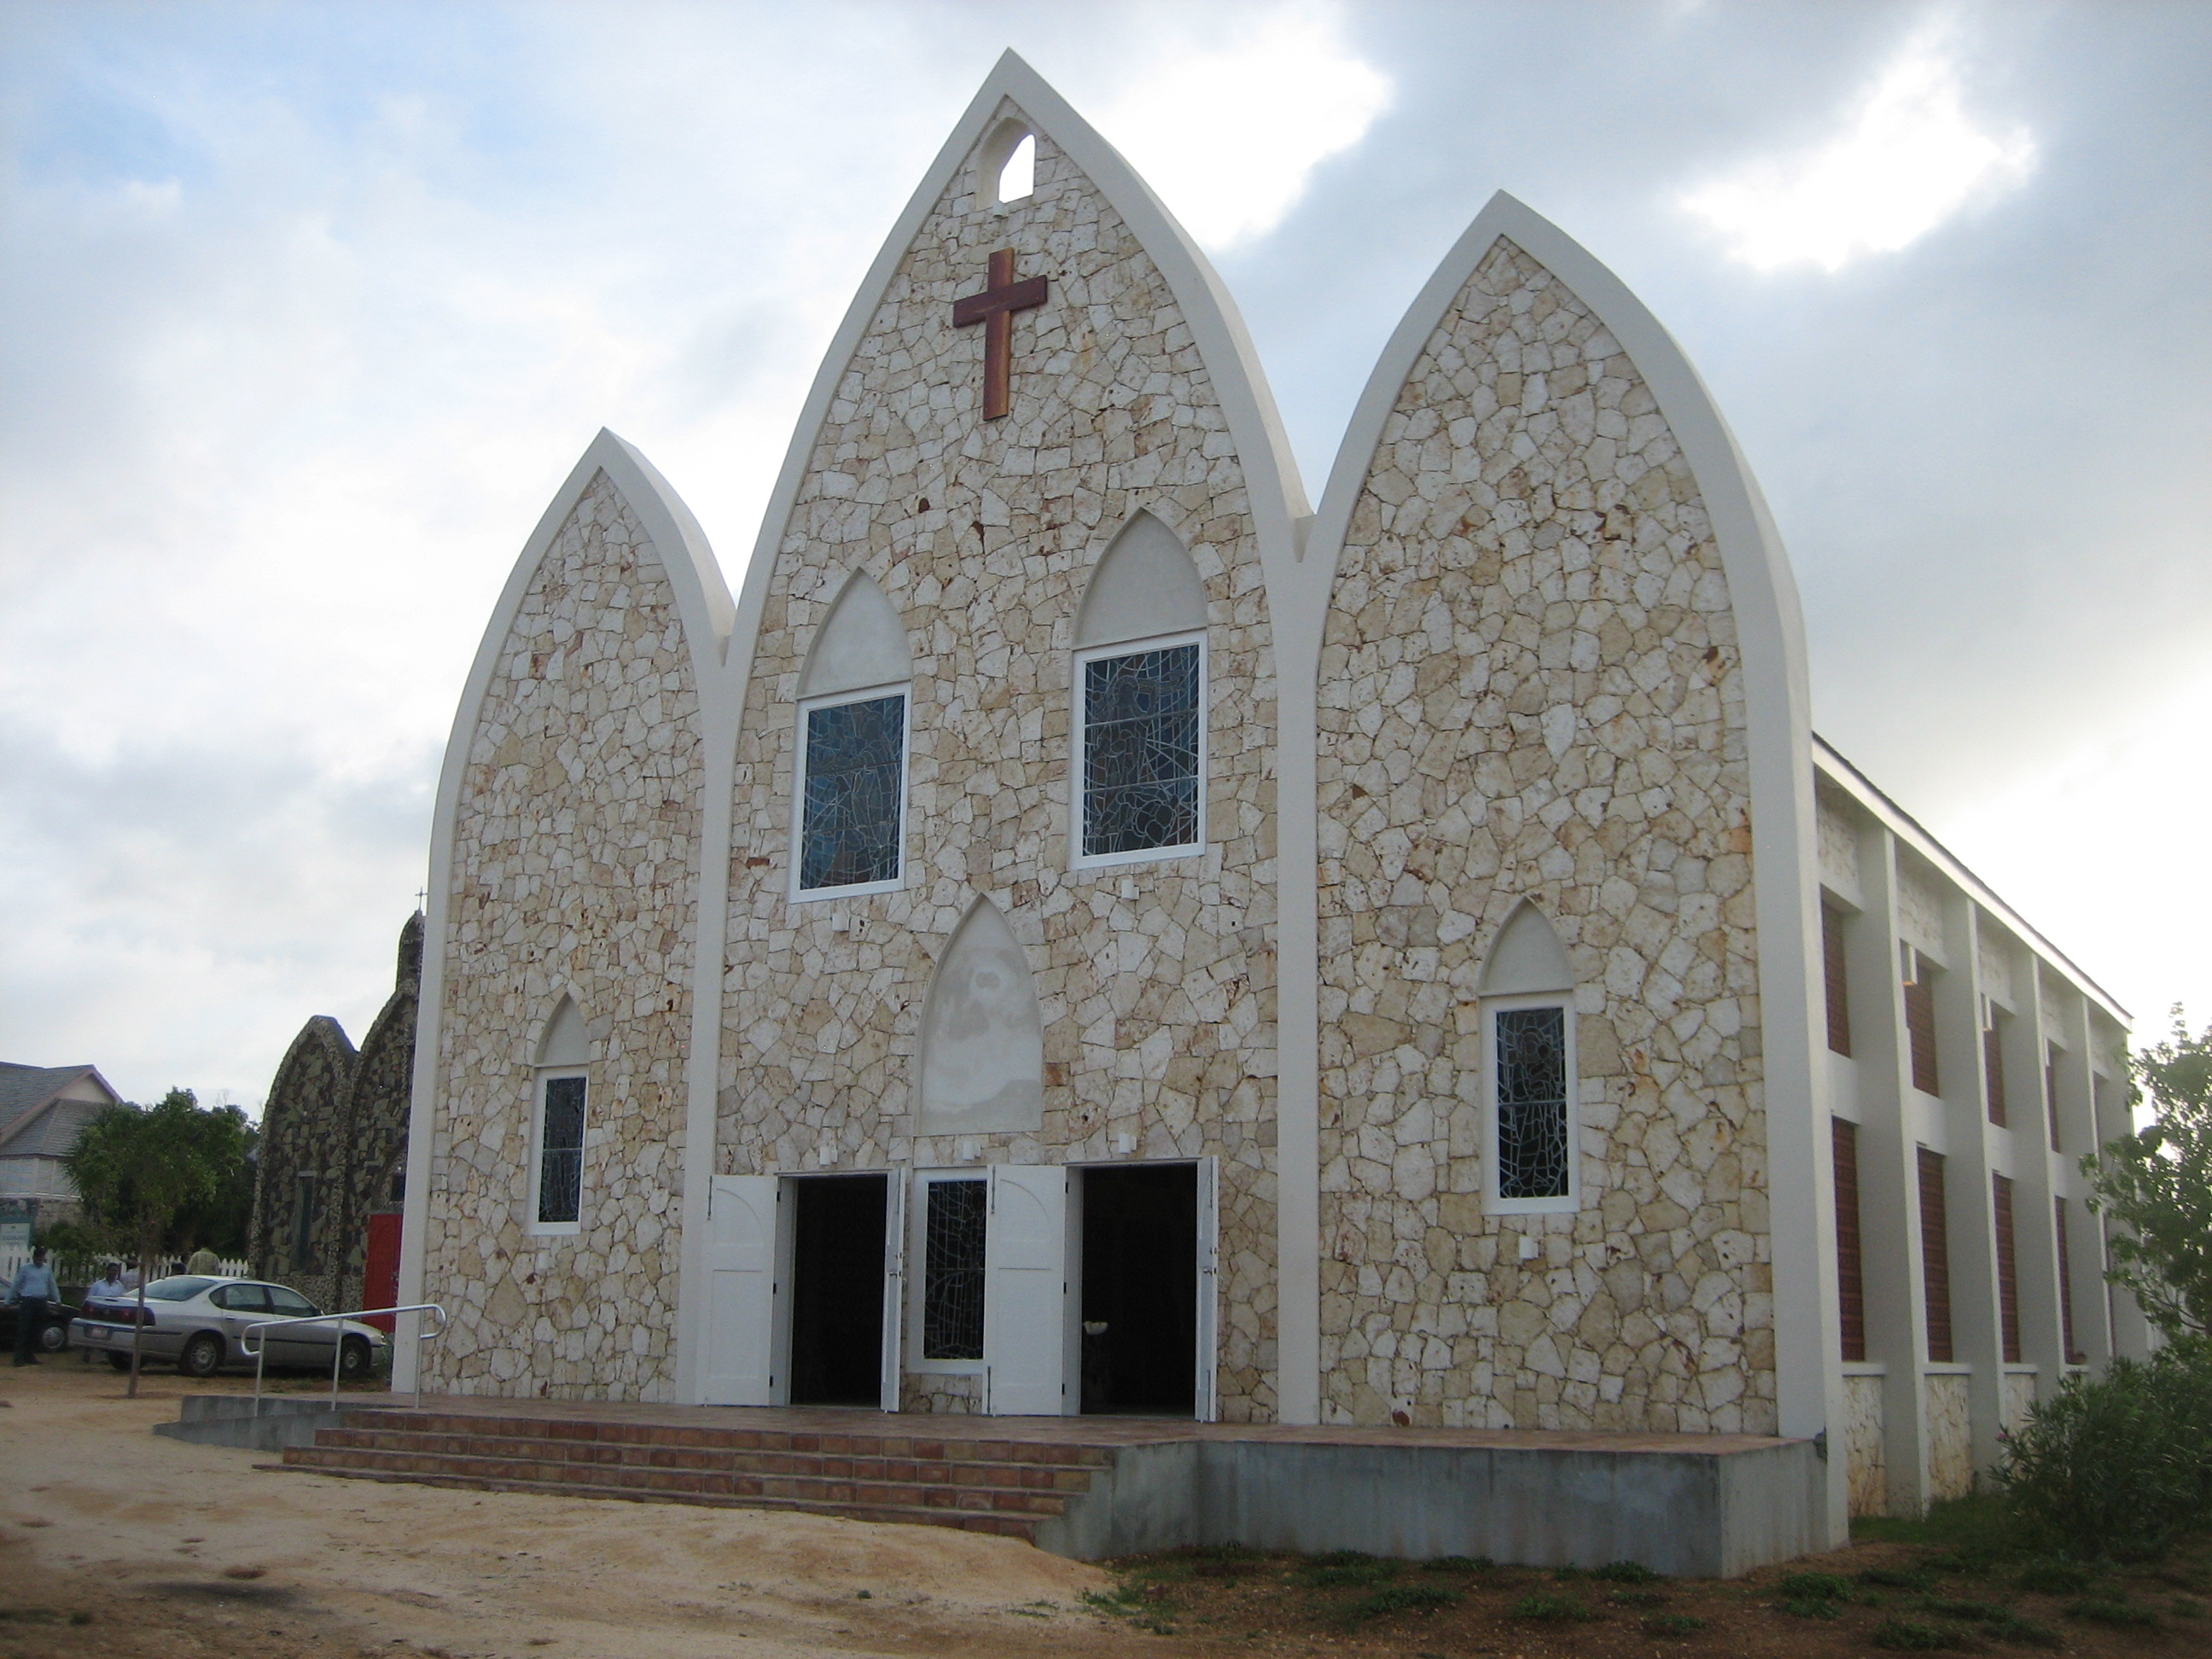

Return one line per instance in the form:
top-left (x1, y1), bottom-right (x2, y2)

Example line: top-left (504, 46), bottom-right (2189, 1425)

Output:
top-left (1314, 237), bottom-right (1775, 1433)
top-left (719, 131), bottom-right (1282, 1419)
top-left (422, 472), bottom-right (703, 1400)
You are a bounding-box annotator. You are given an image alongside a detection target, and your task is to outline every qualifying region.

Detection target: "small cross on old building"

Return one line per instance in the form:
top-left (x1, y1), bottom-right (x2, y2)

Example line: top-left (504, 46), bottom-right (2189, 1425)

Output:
top-left (952, 248), bottom-right (1048, 421)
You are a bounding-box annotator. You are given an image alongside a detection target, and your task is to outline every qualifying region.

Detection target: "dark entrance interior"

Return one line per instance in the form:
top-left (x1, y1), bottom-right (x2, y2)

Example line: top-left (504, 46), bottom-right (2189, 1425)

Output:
top-left (789, 1173), bottom-right (886, 1407)
top-left (1080, 1162), bottom-right (1196, 1415)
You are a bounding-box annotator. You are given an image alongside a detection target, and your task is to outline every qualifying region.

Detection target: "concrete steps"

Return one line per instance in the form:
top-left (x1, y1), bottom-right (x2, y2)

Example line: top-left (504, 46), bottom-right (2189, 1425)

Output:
top-left (276, 1410), bottom-right (1106, 1540)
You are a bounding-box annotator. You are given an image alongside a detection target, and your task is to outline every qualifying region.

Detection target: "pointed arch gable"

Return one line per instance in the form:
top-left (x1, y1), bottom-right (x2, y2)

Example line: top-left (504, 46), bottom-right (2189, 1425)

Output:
top-left (1075, 509), bottom-right (1208, 648)
top-left (722, 50), bottom-right (1307, 699)
top-left (1480, 901), bottom-right (1573, 998)
top-left (800, 570), bottom-right (912, 697)
top-left (916, 897), bottom-right (1045, 1136)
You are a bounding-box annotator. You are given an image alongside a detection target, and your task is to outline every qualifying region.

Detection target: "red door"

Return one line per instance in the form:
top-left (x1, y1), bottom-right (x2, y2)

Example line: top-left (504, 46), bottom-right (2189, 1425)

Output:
top-left (363, 1212), bottom-right (402, 1332)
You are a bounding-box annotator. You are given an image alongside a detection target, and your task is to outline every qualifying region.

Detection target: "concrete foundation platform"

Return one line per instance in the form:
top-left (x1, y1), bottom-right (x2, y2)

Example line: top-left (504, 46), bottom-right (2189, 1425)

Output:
top-left (172, 1394), bottom-right (1826, 1575)
top-left (155, 1394), bottom-right (357, 1452)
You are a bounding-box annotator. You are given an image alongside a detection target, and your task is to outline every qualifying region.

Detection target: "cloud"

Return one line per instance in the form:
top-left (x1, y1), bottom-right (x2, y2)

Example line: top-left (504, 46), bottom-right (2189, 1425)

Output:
top-left (1681, 25), bottom-right (2035, 271)
top-left (1084, 3), bottom-right (1392, 250)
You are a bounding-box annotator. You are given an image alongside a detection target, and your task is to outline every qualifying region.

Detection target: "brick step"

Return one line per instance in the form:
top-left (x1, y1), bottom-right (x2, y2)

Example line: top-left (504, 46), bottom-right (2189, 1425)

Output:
top-left (265, 1460), bottom-right (1041, 1540)
top-left (310, 1425), bottom-right (1096, 1492)
top-left (282, 1442), bottom-right (1075, 1516)
top-left (343, 1412), bottom-right (1111, 1467)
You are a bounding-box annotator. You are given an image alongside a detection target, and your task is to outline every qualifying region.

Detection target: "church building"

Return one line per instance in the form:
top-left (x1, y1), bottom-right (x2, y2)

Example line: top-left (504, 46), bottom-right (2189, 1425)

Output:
top-left (394, 55), bottom-right (2143, 1540)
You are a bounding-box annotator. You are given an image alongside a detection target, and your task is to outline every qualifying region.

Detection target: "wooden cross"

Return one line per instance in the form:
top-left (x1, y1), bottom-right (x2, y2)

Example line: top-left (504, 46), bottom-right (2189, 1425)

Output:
top-left (952, 248), bottom-right (1048, 421)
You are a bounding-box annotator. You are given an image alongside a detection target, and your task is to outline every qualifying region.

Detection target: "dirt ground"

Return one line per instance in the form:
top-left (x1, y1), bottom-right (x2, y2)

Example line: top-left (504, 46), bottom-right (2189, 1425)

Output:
top-left (3, 1357), bottom-right (2209, 1659)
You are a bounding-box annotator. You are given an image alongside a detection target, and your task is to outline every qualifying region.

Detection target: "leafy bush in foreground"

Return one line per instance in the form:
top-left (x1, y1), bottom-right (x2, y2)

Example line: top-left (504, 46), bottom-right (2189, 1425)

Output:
top-left (1998, 1336), bottom-right (2212, 1559)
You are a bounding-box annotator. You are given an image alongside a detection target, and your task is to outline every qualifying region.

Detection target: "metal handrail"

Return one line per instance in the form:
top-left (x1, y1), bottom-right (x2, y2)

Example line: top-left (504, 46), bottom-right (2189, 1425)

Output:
top-left (242, 1302), bottom-right (449, 1416)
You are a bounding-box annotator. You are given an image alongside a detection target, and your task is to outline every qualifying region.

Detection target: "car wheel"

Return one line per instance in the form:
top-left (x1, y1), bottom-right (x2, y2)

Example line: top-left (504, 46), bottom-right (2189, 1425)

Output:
top-left (38, 1320), bottom-right (67, 1353)
top-left (108, 1351), bottom-right (134, 1372)
top-left (338, 1336), bottom-right (372, 1382)
top-left (179, 1331), bottom-right (225, 1378)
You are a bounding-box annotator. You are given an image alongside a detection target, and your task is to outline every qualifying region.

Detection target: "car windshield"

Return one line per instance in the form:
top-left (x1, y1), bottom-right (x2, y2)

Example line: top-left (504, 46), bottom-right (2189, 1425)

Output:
top-left (143, 1277), bottom-right (220, 1301)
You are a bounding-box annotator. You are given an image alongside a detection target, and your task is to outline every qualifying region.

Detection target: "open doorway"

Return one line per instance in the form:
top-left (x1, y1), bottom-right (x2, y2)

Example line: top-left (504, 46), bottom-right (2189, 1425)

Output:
top-left (1079, 1162), bottom-right (1196, 1415)
top-left (788, 1173), bottom-right (886, 1406)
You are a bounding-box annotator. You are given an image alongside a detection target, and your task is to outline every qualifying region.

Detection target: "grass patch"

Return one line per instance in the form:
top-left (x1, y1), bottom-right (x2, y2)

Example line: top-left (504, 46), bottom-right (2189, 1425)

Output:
top-left (1592, 1559), bottom-right (1662, 1583)
top-left (2013, 1560), bottom-right (2094, 1594)
top-left (1775, 1569), bottom-right (1850, 1620)
top-left (1983, 1613), bottom-right (2063, 1646)
top-left (1421, 1554), bottom-right (1492, 1573)
top-left (1642, 1611), bottom-right (1705, 1637)
top-left (1337, 1585), bottom-right (1459, 1627)
top-left (1292, 1552), bottom-right (1399, 1589)
top-left (1869, 1616), bottom-right (1959, 1650)
top-left (1610, 1589), bottom-right (1668, 1609)
top-left (1852, 1493), bottom-right (2027, 1564)
top-left (1859, 1565), bottom-right (1937, 1591)
top-left (2064, 1596), bottom-right (2160, 1627)
top-left (1511, 1592), bottom-right (1597, 1622)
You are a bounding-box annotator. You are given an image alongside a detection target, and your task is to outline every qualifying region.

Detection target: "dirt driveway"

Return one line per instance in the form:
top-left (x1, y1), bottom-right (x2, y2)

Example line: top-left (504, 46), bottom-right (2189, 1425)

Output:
top-left (0, 1361), bottom-right (1112, 1659)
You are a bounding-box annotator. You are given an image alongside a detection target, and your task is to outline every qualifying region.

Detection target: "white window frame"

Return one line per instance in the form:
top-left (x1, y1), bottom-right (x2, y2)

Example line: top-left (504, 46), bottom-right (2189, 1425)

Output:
top-left (1071, 629), bottom-right (1207, 871)
top-left (791, 681), bottom-right (911, 903)
top-left (1482, 992), bottom-right (1580, 1215)
top-left (905, 1168), bottom-right (988, 1376)
top-left (529, 1067), bottom-right (588, 1237)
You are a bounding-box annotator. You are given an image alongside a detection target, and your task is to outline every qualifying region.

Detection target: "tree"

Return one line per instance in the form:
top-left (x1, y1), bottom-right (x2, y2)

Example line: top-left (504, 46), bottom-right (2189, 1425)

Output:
top-left (2083, 1007), bottom-right (2212, 1340)
top-left (61, 1088), bottom-right (240, 1395)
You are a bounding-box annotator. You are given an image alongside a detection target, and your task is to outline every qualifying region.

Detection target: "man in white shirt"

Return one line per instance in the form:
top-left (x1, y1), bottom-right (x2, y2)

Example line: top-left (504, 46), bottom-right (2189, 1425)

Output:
top-left (88, 1264), bottom-right (127, 1303)
top-left (9, 1248), bottom-right (60, 1366)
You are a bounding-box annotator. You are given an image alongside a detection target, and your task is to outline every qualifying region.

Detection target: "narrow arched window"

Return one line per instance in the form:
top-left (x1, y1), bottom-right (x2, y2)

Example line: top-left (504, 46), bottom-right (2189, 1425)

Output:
top-left (533, 996), bottom-right (589, 1234)
top-left (1072, 511), bottom-right (1208, 867)
top-left (1479, 903), bottom-right (1579, 1213)
top-left (795, 572), bottom-right (912, 899)
top-left (981, 120), bottom-right (1035, 207)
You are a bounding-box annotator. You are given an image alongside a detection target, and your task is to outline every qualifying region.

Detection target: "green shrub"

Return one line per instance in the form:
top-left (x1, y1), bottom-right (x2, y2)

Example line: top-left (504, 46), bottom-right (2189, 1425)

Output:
top-left (1511, 1592), bottom-right (1596, 1621)
top-left (1869, 1617), bottom-right (1957, 1650)
top-left (1593, 1559), bottom-right (1662, 1583)
top-left (1999, 1335), bottom-right (2212, 1559)
top-left (1337, 1585), bottom-right (1458, 1627)
top-left (1643, 1612), bottom-right (1705, 1636)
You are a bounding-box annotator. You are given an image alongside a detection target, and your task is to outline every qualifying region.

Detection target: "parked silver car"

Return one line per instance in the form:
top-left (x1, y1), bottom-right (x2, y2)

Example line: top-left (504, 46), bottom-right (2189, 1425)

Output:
top-left (71, 1276), bottom-right (387, 1379)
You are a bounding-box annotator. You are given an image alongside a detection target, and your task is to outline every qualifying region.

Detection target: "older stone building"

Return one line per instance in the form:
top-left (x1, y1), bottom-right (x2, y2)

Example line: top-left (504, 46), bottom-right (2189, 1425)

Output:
top-left (254, 912), bottom-right (420, 1313)
top-left (396, 54), bottom-right (2142, 1534)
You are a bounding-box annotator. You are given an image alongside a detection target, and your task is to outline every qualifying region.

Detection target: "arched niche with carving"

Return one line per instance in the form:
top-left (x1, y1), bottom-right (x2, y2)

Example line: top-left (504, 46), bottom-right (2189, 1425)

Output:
top-left (1074, 509), bottom-right (1207, 649)
top-left (536, 995), bottom-right (590, 1068)
top-left (1479, 901), bottom-right (1574, 998)
top-left (916, 898), bottom-right (1045, 1135)
top-left (800, 570), bottom-right (911, 699)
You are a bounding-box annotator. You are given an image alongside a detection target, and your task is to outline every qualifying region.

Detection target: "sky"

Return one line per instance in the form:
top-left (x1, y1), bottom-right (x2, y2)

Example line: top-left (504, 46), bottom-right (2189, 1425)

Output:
top-left (2, 0), bottom-right (2207, 1111)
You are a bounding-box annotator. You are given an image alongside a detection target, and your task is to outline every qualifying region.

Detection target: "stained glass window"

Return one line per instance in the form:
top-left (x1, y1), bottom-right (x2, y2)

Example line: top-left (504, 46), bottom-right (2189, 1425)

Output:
top-left (538, 1075), bottom-right (586, 1225)
top-left (1494, 1005), bottom-right (1570, 1201)
top-left (1081, 643), bottom-right (1200, 858)
top-left (800, 692), bottom-right (905, 891)
top-left (922, 1178), bottom-right (987, 1360)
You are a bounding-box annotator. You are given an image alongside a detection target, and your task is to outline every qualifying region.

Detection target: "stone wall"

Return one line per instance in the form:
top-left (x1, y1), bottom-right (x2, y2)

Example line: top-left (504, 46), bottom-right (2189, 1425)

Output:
top-left (253, 1016), bottom-right (358, 1311)
top-left (1313, 236), bottom-right (1774, 1434)
top-left (719, 129), bottom-right (1282, 1420)
top-left (422, 472), bottom-right (703, 1400)
top-left (1844, 1372), bottom-right (1887, 1516)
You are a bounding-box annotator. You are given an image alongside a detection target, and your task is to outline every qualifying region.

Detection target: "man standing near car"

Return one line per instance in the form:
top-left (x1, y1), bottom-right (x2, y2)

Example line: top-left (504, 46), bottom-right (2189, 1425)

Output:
top-left (9, 1247), bottom-right (58, 1366)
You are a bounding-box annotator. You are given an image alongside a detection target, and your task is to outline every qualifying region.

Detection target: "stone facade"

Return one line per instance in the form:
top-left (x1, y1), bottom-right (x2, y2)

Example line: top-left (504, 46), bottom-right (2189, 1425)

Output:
top-left (1314, 236), bottom-right (1773, 1433)
top-left (718, 128), bottom-right (1281, 1420)
top-left (420, 474), bottom-right (703, 1400)
top-left (253, 915), bottom-right (419, 1313)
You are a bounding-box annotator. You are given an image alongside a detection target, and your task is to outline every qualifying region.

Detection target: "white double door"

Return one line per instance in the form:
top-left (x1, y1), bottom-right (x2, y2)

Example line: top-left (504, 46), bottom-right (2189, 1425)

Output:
top-left (699, 1161), bottom-right (1218, 1417)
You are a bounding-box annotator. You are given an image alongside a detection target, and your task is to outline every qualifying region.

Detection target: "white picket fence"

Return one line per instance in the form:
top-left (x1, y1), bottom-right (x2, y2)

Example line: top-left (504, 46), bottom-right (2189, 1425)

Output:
top-left (0, 1248), bottom-right (251, 1288)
